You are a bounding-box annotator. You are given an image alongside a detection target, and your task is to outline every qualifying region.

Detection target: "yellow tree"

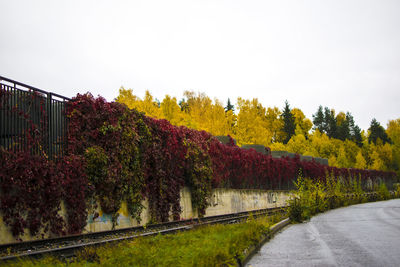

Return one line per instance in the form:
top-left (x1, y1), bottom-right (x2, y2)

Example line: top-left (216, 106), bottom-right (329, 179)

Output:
top-left (331, 140), bottom-right (360, 168)
top-left (160, 95), bottom-right (184, 125)
top-left (361, 130), bottom-right (374, 166)
top-left (336, 112), bottom-right (346, 126)
top-left (140, 91), bottom-right (162, 118)
top-left (116, 88), bottom-right (161, 118)
top-left (328, 155), bottom-right (338, 167)
top-left (204, 99), bottom-right (230, 136)
top-left (269, 142), bottom-right (286, 151)
top-left (183, 91), bottom-right (212, 131)
top-left (354, 151), bottom-right (367, 169)
top-left (265, 107), bottom-right (284, 143)
top-left (115, 87), bottom-right (141, 110)
top-left (225, 109), bottom-right (236, 137)
top-left (286, 134), bottom-right (308, 154)
top-left (370, 150), bottom-right (385, 170)
top-left (235, 98), bottom-right (272, 146)
top-left (387, 119), bottom-right (400, 145)
top-left (307, 130), bottom-right (339, 159)
top-left (386, 119), bottom-right (400, 175)
top-left (336, 146), bottom-right (349, 168)
top-left (377, 142), bottom-right (393, 171)
top-left (291, 108), bottom-right (312, 137)
top-left (181, 91), bottom-right (231, 136)
top-left (342, 139), bottom-right (360, 167)
top-left (368, 141), bottom-right (393, 171)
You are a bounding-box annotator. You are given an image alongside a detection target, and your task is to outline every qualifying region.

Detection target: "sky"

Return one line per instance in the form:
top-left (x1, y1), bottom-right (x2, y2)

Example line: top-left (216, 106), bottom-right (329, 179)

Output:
top-left (0, 0), bottom-right (399, 131)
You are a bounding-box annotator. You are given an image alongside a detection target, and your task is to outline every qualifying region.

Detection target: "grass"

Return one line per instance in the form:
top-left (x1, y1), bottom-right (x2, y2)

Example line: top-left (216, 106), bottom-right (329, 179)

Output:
top-left (5, 213), bottom-right (283, 267)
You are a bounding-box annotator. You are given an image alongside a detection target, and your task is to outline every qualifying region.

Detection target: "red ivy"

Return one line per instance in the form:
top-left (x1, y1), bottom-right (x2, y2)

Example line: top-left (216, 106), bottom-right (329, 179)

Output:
top-left (0, 92), bottom-right (396, 239)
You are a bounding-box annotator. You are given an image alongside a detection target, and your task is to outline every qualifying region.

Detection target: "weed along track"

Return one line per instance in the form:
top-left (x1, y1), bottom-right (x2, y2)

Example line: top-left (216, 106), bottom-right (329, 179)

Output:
top-left (2, 191), bottom-right (396, 266)
top-left (0, 207), bottom-right (284, 263)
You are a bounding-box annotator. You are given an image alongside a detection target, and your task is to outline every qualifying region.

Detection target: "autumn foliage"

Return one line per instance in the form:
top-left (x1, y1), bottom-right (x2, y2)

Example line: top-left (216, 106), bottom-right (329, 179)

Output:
top-left (0, 92), bottom-right (397, 239)
top-left (116, 89), bottom-right (400, 177)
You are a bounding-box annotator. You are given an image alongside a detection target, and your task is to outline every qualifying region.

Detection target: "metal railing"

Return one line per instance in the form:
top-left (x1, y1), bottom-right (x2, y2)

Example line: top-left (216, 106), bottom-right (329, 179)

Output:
top-left (0, 76), bottom-right (70, 160)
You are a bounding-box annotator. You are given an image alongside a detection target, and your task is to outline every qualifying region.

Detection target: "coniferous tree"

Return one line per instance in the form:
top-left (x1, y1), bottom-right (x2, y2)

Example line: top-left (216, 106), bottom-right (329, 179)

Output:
top-left (225, 98), bottom-right (234, 112)
top-left (324, 107), bottom-right (337, 139)
top-left (312, 105), bottom-right (325, 133)
top-left (352, 125), bottom-right (363, 147)
top-left (281, 100), bottom-right (295, 144)
top-left (347, 112), bottom-right (363, 147)
top-left (368, 118), bottom-right (391, 144)
top-left (336, 113), bottom-right (351, 141)
top-left (313, 107), bottom-right (363, 145)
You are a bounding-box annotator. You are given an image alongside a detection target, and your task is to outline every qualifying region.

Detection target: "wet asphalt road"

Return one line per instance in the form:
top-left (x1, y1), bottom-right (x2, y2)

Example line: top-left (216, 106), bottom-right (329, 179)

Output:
top-left (247, 199), bottom-right (400, 267)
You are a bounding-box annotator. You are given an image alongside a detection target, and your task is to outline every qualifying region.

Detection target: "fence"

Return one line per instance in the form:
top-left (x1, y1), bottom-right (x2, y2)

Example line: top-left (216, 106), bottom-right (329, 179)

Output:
top-left (0, 76), bottom-right (70, 160)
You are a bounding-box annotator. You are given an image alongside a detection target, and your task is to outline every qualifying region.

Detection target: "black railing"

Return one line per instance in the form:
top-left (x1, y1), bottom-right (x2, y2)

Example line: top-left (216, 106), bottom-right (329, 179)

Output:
top-left (0, 76), bottom-right (70, 160)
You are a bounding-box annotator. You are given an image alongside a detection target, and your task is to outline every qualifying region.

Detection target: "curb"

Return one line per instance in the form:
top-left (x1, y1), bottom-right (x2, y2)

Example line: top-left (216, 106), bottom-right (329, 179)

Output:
top-left (237, 218), bottom-right (290, 267)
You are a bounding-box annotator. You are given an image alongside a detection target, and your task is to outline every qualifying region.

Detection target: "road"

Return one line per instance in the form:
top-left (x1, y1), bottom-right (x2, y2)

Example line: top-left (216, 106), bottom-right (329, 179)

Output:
top-left (247, 199), bottom-right (400, 267)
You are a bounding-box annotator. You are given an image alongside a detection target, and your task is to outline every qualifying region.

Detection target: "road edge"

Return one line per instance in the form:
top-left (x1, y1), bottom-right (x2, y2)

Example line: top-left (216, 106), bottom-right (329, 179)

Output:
top-left (238, 218), bottom-right (291, 267)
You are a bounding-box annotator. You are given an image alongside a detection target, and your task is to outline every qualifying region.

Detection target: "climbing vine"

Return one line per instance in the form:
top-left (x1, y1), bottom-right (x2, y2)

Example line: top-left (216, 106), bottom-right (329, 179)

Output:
top-left (0, 90), bottom-right (65, 238)
top-left (58, 155), bottom-right (89, 234)
top-left (0, 149), bottom-right (65, 238)
top-left (68, 94), bottom-right (146, 227)
top-left (142, 118), bottom-right (186, 222)
top-left (184, 140), bottom-right (213, 217)
top-left (0, 92), bottom-right (397, 239)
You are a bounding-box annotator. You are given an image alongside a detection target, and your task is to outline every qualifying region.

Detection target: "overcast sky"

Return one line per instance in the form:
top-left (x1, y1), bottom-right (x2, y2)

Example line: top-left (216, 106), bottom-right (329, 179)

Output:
top-left (1, 0), bottom-right (399, 131)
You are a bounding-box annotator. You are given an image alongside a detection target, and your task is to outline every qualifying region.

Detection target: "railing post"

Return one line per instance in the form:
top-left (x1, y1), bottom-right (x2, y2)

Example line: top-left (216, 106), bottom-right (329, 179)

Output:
top-left (47, 92), bottom-right (52, 159)
top-left (63, 99), bottom-right (68, 158)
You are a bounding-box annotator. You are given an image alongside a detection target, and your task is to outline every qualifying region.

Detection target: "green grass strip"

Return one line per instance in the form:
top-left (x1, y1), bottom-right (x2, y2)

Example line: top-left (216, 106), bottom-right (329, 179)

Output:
top-left (5, 214), bottom-right (283, 267)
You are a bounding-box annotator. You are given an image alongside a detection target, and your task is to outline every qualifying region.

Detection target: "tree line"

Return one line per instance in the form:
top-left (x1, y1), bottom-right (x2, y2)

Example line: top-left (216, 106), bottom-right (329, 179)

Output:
top-left (116, 88), bottom-right (400, 177)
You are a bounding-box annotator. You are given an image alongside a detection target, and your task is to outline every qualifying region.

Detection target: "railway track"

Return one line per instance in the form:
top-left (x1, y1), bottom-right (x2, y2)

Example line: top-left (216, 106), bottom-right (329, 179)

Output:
top-left (1, 192), bottom-right (389, 263)
top-left (0, 207), bottom-right (285, 263)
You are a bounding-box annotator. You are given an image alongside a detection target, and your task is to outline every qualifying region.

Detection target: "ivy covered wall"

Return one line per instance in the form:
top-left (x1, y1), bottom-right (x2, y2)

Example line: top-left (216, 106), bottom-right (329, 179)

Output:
top-left (0, 93), bottom-right (396, 240)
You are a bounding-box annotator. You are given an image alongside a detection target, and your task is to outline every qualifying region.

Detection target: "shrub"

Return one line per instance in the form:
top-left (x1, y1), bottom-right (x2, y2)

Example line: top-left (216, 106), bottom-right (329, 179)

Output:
top-left (377, 183), bottom-right (390, 200)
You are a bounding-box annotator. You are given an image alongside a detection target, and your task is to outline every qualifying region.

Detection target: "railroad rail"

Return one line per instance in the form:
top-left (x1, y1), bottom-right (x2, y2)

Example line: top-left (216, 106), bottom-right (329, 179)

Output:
top-left (0, 192), bottom-right (394, 263)
top-left (0, 207), bottom-right (285, 263)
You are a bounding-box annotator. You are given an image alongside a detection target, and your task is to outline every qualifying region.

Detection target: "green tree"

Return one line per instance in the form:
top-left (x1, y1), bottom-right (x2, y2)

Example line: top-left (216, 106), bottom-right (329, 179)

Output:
top-left (368, 118), bottom-right (391, 144)
top-left (324, 107), bottom-right (337, 139)
top-left (312, 105), bottom-right (325, 133)
top-left (225, 98), bottom-right (235, 113)
top-left (336, 112), bottom-right (350, 141)
top-left (281, 100), bottom-right (295, 144)
top-left (347, 112), bottom-right (363, 147)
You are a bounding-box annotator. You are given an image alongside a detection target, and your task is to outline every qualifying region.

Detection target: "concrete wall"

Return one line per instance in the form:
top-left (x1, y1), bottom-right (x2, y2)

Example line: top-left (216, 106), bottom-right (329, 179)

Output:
top-left (271, 150), bottom-right (329, 166)
top-left (215, 136), bottom-right (237, 145)
top-left (0, 188), bottom-right (290, 244)
top-left (241, 144), bottom-right (271, 155)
